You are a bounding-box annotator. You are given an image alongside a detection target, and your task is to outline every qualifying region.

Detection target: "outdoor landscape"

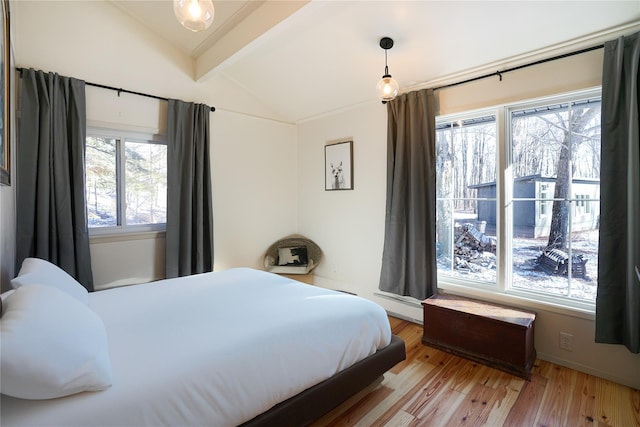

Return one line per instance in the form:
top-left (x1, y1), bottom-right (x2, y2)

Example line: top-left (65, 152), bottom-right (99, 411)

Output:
top-left (436, 95), bottom-right (601, 302)
top-left (85, 135), bottom-right (167, 229)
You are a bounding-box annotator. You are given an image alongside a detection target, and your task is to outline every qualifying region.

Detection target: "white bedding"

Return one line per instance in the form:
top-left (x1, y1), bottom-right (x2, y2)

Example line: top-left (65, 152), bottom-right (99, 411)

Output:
top-left (1, 268), bottom-right (391, 427)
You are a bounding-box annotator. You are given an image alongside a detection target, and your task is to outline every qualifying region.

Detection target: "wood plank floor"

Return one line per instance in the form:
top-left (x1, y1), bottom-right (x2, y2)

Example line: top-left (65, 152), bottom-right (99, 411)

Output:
top-left (311, 317), bottom-right (640, 427)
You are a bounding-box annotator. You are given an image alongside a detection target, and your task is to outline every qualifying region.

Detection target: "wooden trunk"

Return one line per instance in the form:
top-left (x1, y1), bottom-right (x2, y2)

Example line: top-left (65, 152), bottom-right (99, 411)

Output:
top-left (422, 294), bottom-right (536, 379)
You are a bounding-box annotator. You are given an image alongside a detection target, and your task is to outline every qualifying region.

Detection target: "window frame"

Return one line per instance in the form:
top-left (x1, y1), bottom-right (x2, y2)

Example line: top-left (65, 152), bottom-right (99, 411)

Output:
top-left (86, 127), bottom-right (167, 237)
top-left (436, 88), bottom-right (601, 315)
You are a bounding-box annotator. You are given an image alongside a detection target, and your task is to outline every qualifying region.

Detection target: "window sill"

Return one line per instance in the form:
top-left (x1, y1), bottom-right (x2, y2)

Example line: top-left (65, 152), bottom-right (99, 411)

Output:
top-left (375, 282), bottom-right (596, 321)
top-left (89, 230), bottom-right (165, 244)
top-left (437, 282), bottom-right (595, 321)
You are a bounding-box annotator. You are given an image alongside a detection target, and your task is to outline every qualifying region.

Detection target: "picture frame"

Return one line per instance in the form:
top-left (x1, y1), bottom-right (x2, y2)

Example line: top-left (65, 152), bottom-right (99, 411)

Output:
top-left (324, 140), bottom-right (353, 191)
top-left (0, 0), bottom-right (9, 186)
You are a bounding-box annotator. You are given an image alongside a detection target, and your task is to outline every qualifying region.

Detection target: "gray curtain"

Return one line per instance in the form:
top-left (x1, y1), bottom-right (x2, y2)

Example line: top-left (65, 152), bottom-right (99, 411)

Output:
top-left (166, 99), bottom-right (213, 278)
top-left (595, 31), bottom-right (640, 353)
top-left (16, 69), bottom-right (93, 291)
top-left (379, 89), bottom-right (437, 300)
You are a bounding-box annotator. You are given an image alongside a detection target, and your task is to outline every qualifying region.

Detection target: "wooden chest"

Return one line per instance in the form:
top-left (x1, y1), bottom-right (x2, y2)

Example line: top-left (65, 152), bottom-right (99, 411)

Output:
top-left (422, 294), bottom-right (536, 379)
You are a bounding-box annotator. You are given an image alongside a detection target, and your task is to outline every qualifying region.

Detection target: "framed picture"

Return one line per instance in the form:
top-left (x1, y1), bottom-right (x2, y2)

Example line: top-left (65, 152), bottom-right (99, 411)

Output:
top-left (0, 0), bottom-right (9, 186)
top-left (325, 140), bottom-right (353, 191)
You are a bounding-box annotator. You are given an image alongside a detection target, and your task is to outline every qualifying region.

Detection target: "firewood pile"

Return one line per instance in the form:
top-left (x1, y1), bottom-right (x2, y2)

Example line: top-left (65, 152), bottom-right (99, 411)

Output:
top-left (536, 248), bottom-right (587, 278)
top-left (454, 223), bottom-right (497, 272)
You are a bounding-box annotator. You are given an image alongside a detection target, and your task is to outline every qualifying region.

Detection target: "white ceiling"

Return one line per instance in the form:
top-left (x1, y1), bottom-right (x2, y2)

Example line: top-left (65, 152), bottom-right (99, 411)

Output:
top-left (110, 0), bottom-right (263, 58)
top-left (112, 1), bottom-right (640, 123)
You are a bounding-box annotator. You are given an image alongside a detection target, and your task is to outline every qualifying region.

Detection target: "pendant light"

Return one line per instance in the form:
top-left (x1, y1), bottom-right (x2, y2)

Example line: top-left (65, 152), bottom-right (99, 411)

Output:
top-left (376, 37), bottom-right (399, 103)
top-left (174, 0), bottom-right (215, 32)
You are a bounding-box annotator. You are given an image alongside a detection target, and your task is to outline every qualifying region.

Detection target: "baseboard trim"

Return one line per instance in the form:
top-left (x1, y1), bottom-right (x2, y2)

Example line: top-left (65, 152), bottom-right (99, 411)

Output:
top-left (536, 351), bottom-right (637, 390)
top-left (373, 292), bottom-right (423, 309)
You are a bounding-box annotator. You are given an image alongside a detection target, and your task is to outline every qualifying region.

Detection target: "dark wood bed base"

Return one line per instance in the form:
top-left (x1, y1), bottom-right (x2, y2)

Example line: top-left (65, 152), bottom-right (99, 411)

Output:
top-left (241, 335), bottom-right (406, 427)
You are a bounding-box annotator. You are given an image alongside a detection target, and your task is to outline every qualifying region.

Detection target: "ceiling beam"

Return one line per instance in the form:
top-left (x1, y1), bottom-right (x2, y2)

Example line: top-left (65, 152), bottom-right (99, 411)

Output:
top-left (195, 0), bottom-right (309, 81)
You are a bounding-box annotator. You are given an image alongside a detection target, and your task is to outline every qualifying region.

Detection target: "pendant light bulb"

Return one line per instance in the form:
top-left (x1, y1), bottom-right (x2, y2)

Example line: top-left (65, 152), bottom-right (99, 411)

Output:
top-left (189, 1), bottom-right (202, 18)
top-left (174, 0), bottom-right (215, 32)
top-left (376, 74), bottom-right (399, 102)
top-left (376, 37), bottom-right (399, 102)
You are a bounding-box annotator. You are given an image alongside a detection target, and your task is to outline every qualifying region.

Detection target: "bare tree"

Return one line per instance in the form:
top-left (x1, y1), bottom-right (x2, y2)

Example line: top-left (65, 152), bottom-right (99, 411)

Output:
top-left (546, 107), bottom-right (599, 249)
top-left (436, 129), bottom-right (454, 260)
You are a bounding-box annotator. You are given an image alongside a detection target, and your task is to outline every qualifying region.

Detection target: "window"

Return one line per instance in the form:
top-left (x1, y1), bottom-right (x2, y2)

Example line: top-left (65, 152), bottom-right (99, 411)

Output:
top-left (538, 183), bottom-right (551, 216)
top-left (436, 89), bottom-right (601, 308)
top-left (575, 194), bottom-right (591, 215)
top-left (436, 115), bottom-right (497, 284)
top-left (85, 129), bottom-right (167, 233)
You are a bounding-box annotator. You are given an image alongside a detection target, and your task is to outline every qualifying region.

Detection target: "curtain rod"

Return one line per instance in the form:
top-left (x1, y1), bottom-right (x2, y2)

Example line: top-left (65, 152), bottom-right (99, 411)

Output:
top-left (16, 67), bottom-right (216, 112)
top-left (432, 44), bottom-right (605, 91)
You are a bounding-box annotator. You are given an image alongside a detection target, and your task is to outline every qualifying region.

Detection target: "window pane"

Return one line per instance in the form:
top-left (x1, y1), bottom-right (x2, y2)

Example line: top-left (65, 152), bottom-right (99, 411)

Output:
top-left (436, 117), bottom-right (497, 284)
top-left (512, 199), bottom-right (571, 298)
top-left (569, 200), bottom-right (599, 300)
top-left (85, 137), bottom-right (117, 227)
top-left (510, 99), bottom-right (600, 302)
top-left (124, 141), bottom-right (167, 226)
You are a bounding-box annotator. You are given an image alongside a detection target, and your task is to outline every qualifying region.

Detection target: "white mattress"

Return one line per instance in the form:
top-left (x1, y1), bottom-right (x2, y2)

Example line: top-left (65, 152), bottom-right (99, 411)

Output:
top-left (1, 268), bottom-right (391, 427)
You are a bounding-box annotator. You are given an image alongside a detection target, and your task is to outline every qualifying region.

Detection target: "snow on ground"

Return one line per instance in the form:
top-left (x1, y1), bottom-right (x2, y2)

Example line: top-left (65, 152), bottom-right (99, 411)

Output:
top-left (439, 212), bottom-right (598, 302)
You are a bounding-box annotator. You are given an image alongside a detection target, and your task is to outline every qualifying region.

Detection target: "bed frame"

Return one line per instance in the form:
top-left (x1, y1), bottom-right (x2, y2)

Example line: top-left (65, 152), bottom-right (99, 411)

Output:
top-left (241, 335), bottom-right (406, 426)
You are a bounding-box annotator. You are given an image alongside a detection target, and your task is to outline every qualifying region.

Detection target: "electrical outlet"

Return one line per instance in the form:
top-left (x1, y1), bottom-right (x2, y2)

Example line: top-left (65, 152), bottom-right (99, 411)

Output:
top-left (559, 332), bottom-right (573, 351)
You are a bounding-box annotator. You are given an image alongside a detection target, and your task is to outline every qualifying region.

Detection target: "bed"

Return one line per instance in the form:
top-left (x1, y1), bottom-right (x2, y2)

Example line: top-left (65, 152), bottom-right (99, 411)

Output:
top-left (0, 259), bottom-right (405, 426)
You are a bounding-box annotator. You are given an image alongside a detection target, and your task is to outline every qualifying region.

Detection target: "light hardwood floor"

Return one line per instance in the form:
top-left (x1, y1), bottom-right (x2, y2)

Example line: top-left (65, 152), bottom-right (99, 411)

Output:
top-left (311, 317), bottom-right (640, 427)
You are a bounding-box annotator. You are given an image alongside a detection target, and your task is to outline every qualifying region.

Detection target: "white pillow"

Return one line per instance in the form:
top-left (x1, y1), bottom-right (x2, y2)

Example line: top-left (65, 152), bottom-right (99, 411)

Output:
top-left (11, 258), bottom-right (89, 304)
top-left (0, 285), bottom-right (113, 400)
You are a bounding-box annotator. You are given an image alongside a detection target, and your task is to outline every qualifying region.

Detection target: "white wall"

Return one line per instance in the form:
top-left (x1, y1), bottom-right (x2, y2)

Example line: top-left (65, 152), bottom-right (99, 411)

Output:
top-left (297, 102), bottom-right (387, 297)
top-left (297, 50), bottom-right (640, 390)
top-left (0, 22), bottom-right (16, 293)
top-left (212, 110), bottom-right (299, 271)
top-left (0, 183), bottom-right (14, 292)
top-left (12, 1), bottom-right (298, 288)
top-left (0, 118), bottom-right (15, 292)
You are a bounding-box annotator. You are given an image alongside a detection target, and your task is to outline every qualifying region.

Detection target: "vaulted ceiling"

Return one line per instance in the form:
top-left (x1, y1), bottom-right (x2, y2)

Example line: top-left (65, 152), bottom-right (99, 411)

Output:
top-left (111, 1), bottom-right (640, 123)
